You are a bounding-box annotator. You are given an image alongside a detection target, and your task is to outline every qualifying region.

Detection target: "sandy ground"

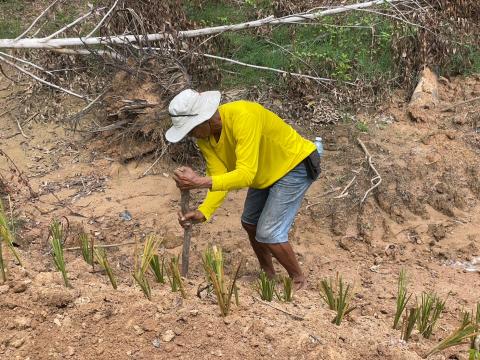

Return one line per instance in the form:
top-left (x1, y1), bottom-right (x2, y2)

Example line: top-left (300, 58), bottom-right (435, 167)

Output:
top-left (0, 73), bottom-right (480, 360)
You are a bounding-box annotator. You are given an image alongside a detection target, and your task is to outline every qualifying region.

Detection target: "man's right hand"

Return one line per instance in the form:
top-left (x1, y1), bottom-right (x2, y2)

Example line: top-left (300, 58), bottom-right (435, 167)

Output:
top-left (178, 209), bottom-right (206, 228)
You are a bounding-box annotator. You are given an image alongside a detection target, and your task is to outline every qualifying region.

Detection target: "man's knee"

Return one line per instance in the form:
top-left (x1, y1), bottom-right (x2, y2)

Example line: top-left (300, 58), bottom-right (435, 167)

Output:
top-left (241, 221), bottom-right (256, 236)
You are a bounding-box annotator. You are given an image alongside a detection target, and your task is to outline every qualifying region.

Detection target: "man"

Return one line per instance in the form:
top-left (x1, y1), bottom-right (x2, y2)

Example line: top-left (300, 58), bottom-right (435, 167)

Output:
top-left (167, 89), bottom-right (320, 289)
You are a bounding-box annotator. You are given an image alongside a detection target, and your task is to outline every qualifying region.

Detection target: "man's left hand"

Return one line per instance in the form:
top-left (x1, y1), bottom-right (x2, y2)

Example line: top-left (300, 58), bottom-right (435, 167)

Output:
top-left (173, 166), bottom-right (211, 190)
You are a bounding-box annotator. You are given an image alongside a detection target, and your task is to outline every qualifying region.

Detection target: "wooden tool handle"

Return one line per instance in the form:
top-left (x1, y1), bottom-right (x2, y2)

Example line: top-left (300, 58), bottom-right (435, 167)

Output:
top-left (180, 190), bottom-right (192, 276)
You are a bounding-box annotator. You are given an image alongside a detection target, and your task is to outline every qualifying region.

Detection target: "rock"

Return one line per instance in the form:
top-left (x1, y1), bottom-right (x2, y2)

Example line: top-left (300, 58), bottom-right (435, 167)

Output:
top-left (67, 346), bottom-right (75, 356)
top-left (53, 318), bottom-right (62, 327)
top-left (152, 338), bottom-right (161, 348)
top-left (162, 330), bottom-right (175, 342)
top-left (34, 288), bottom-right (75, 308)
top-left (206, 331), bottom-right (214, 337)
top-left (12, 282), bottom-right (28, 293)
top-left (133, 325), bottom-right (144, 336)
top-left (189, 309), bottom-right (199, 316)
top-left (173, 327), bottom-right (183, 336)
top-left (11, 338), bottom-right (25, 349)
top-left (408, 67), bottom-right (439, 122)
top-left (0, 285), bottom-right (9, 294)
top-left (14, 316), bottom-right (32, 330)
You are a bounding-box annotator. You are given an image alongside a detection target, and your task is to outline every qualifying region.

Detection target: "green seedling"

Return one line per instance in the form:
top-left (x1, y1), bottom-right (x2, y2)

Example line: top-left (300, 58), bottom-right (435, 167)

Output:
top-left (278, 275), bottom-right (293, 302)
top-left (80, 232), bottom-right (93, 266)
top-left (401, 307), bottom-right (419, 342)
top-left (425, 316), bottom-right (478, 358)
top-left (149, 254), bottom-right (165, 284)
top-left (256, 270), bottom-right (276, 302)
top-left (0, 198), bottom-right (22, 267)
top-left (469, 303), bottom-right (480, 360)
top-left (319, 274), bottom-right (355, 325)
top-left (202, 246), bottom-right (242, 316)
top-left (167, 255), bottom-right (186, 298)
top-left (49, 219), bottom-right (69, 287)
top-left (0, 236), bottom-right (5, 283)
top-left (393, 269), bottom-right (412, 329)
top-left (417, 292), bottom-right (447, 339)
top-left (133, 234), bottom-right (160, 300)
top-left (94, 248), bottom-right (117, 289)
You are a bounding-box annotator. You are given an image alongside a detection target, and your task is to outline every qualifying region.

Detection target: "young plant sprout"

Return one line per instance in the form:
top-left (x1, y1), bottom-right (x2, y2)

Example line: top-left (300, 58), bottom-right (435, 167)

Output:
top-left (319, 274), bottom-right (355, 325)
top-left (133, 235), bottom-right (160, 300)
top-left (80, 232), bottom-right (93, 266)
top-left (393, 269), bottom-right (411, 330)
top-left (0, 199), bottom-right (22, 267)
top-left (256, 270), bottom-right (276, 302)
top-left (167, 255), bottom-right (186, 298)
top-left (470, 303), bottom-right (480, 360)
top-left (401, 307), bottom-right (419, 342)
top-left (202, 246), bottom-right (242, 316)
top-left (278, 275), bottom-right (293, 302)
top-left (149, 254), bottom-right (165, 284)
top-left (425, 313), bottom-right (478, 358)
top-left (94, 247), bottom-right (117, 289)
top-left (0, 236), bottom-right (5, 283)
top-left (49, 218), bottom-right (69, 287)
top-left (417, 292), bottom-right (447, 338)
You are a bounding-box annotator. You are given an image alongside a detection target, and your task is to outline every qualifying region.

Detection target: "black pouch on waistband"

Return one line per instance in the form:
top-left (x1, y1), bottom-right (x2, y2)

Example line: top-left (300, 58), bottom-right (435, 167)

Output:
top-left (303, 150), bottom-right (321, 180)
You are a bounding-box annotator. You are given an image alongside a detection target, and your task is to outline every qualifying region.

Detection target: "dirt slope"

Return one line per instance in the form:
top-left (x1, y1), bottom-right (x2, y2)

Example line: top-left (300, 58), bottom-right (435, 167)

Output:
top-left (0, 74), bottom-right (480, 360)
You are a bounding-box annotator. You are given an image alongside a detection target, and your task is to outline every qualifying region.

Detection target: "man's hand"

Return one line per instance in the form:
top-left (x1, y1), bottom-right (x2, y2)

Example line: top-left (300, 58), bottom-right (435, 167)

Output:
top-left (178, 209), bottom-right (206, 228)
top-left (173, 166), bottom-right (212, 190)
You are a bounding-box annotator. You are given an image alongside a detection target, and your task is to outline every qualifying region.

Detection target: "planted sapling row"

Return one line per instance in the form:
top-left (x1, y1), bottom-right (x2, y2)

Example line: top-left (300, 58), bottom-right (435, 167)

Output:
top-left (49, 218), bottom-right (69, 287)
top-left (319, 273), bottom-right (355, 325)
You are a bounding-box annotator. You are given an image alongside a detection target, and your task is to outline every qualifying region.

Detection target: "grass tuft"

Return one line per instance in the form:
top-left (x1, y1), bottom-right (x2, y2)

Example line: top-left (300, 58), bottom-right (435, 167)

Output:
top-left (0, 199), bottom-right (22, 267)
top-left (394, 269), bottom-right (412, 329)
top-left (94, 248), bottom-right (117, 289)
top-left (319, 274), bottom-right (355, 325)
top-left (417, 292), bottom-right (447, 339)
top-left (278, 275), bottom-right (293, 302)
top-left (256, 270), bottom-right (276, 302)
top-left (80, 232), bottom-right (93, 266)
top-left (149, 254), bottom-right (166, 284)
top-left (401, 307), bottom-right (419, 342)
top-left (133, 235), bottom-right (160, 300)
top-left (202, 246), bottom-right (242, 316)
top-left (425, 315), bottom-right (478, 358)
top-left (167, 255), bottom-right (186, 298)
top-left (49, 218), bottom-right (69, 287)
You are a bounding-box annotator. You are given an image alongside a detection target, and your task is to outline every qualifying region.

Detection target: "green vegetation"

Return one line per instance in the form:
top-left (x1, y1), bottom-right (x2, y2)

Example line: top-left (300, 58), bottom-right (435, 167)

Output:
top-left (393, 269), bottom-right (411, 329)
top-left (149, 254), bottom-right (165, 284)
top-left (319, 274), bottom-right (355, 325)
top-left (417, 292), bottom-right (447, 339)
top-left (355, 121), bottom-right (369, 133)
top-left (202, 246), bottom-right (241, 316)
top-left (94, 247), bottom-right (117, 289)
top-left (49, 219), bottom-right (69, 287)
top-left (256, 270), bottom-right (276, 301)
top-left (133, 235), bottom-right (160, 300)
top-left (167, 255), bottom-right (186, 298)
top-left (80, 232), bottom-right (93, 266)
top-left (278, 275), bottom-right (293, 302)
top-left (401, 307), bottom-right (419, 342)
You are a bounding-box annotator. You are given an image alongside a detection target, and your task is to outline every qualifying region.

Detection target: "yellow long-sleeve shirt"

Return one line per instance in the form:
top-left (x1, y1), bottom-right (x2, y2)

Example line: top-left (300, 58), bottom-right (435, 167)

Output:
top-left (197, 101), bottom-right (316, 220)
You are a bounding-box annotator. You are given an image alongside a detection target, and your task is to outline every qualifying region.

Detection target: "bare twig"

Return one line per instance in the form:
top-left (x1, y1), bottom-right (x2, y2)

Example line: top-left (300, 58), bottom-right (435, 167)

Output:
top-left (43, 8), bottom-right (99, 40)
top-left (334, 175), bottom-right (357, 199)
top-left (253, 297), bottom-right (305, 320)
top-left (0, 51), bottom-right (54, 76)
top-left (441, 96), bottom-right (480, 112)
top-left (15, 118), bottom-right (29, 139)
top-left (14, 0), bottom-right (61, 41)
top-left (65, 241), bottom-right (136, 251)
top-left (0, 55), bottom-right (89, 101)
top-left (305, 187), bottom-right (343, 210)
top-left (85, 0), bottom-right (120, 38)
top-left (357, 138), bottom-right (382, 203)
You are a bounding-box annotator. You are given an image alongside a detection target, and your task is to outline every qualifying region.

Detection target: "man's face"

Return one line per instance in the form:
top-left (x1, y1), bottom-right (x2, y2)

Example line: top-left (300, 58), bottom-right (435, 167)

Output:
top-left (189, 120), bottom-right (210, 139)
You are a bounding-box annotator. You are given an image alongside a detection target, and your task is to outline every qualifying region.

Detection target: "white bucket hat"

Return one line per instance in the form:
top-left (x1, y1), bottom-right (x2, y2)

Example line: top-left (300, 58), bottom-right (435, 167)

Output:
top-left (165, 89), bottom-right (221, 143)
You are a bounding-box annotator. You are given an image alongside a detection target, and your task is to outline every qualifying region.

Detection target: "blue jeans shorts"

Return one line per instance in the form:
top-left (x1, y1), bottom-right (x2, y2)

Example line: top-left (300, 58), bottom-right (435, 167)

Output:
top-left (241, 161), bottom-right (313, 244)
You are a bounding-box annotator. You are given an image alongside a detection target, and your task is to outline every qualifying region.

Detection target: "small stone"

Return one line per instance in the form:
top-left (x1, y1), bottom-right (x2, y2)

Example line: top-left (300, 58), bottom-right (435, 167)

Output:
top-left (206, 331), bottom-right (214, 337)
top-left (152, 338), bottom-right (161, 348)
top-left (133, 325), bottom-right (144, 336)
top-left (12, 282), bottom-right (27, 293)
top-left (14, 316), bottom-right (32, 330)
top-left (0, 285), bottom-right (9, 294)
top-left (173, 327), bottom-right (183, 336)
top-left (162, 330), bottom-right (175, 342)
top-left (11, 338), bottom-right (25, 349)
top-left (53, 318), bottom-right (62, 327)
top-left (67, 346), bottom-right (75, 356)
top-left (189, 309), bottom-right (199, 316)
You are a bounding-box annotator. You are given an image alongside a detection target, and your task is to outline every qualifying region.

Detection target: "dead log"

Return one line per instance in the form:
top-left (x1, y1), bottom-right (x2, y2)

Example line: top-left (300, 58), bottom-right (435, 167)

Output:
top-left (408, 67), bottom-right (439, 122)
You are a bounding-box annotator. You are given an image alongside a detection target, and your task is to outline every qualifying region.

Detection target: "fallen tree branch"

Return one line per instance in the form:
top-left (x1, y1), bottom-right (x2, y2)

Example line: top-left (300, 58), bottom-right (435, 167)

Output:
top-left (85, 0), bottom-right (120, 39)
top-left (0, 0), bottom-right (406, 48)
top-left (357, 138), bottom-right (382, 203)
top-left (0, 50), bottom-right (54, 76)
top-left (0, 55), bottom-right (89, 100)
top-left (253, 296), bottom-right (305, 320)
top-left (441, 96), bottom-right (480, 112)
top-left (14, 0), bottom-right (60, 41)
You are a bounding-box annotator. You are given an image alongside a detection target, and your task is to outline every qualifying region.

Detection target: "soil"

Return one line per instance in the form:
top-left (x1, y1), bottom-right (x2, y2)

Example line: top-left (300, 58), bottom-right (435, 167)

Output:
top-left (1, 71), bottom-right (480, 360)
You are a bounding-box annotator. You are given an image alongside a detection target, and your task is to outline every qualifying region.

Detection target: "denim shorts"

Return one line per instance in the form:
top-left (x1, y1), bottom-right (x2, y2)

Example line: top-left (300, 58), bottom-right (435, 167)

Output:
top-left (241, 161), bottom-right (313, 244)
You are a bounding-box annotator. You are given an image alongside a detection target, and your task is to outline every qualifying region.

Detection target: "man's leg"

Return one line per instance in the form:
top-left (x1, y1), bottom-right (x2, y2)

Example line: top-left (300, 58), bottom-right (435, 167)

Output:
top-left (255, 162), bottom-right (313, 290)
top-left (241, 221), bottom-right (275, 278)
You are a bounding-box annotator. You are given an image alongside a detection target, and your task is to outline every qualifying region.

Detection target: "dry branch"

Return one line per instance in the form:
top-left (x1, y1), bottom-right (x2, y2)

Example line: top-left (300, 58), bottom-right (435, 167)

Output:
top-left (357, 138), bottom-right (382, 203)
top-left (0, 0), bottom-right (405, 49)
top-left (181, 190), bottom-right (192, 277)
top-left (14, 0), bottom-right (60, 41)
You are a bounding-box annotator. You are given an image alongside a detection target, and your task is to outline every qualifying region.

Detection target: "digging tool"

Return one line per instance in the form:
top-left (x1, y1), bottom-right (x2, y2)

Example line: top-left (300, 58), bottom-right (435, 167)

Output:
top-left (180, 190), bottom-right (192, 276)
